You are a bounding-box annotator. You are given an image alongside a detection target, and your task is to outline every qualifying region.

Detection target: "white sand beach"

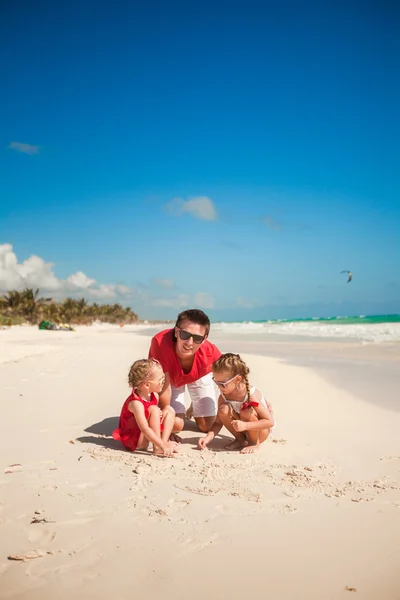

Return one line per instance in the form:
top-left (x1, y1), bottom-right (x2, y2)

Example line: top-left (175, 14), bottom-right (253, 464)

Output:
top-left (1, 324), bottom-right (399, 599)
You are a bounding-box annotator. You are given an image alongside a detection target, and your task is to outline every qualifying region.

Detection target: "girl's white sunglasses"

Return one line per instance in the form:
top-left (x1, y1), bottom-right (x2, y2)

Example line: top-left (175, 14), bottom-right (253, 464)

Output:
top-left (212, 374), bottom-right (237, 389)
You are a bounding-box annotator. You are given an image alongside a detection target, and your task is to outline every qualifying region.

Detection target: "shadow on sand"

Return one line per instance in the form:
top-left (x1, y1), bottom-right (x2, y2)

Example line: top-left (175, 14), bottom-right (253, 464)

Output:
top-left (78, 415), bottom-right (233, 452)
top-left (82, 415), bottom-right (207, 437)
top-left (84, 416), bottom-right (119, 437)
top-left (75, 435), bottom-right (157, 456)
top-left (75, 435), bottom-right (122, 451)
top-left (76, 432), bottom-right (233, 454)
top-left (181, 435), bottom-right (234, 451)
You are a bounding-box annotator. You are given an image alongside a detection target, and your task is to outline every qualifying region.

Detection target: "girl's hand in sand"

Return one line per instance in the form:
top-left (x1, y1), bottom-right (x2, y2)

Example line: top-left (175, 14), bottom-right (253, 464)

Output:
top-left (162, 448), bottom-right (175, 457)
top-left (232, 420), bottom-right (246, 433)
top-left (198, 437), bottom-right (209, 450)
top-left (155, 441), bottom-right (179, 457)
top-left (162, 443), bottom-right (178, 457)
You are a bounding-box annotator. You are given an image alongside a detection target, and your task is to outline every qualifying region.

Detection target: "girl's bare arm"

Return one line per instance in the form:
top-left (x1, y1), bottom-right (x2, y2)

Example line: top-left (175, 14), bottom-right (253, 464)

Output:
top-left (198, 395), bottom-right (224, 448)
top-left (243, 403), bottom-right (274, 431)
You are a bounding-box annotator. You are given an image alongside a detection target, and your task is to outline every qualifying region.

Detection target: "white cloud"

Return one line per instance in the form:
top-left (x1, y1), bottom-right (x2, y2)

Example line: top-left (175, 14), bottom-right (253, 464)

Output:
top-left (0, 244), bottom-right (131, 301)
top-left (152, 278), bottom-right (174, 289)
top-left (0, 244), bottom-right (61, 291)
top-left (87, 284), bottom-right (117, 299)
top-left (8, 141), bottom-right (40, 155)
top-left (166, 196), bottom-right (217, 221)
top-left (66, 271), bottom-right (96, 289)
top-left (116, 285), bottom-right (131, 295)
top-left (193, 292), bottom-right (215, 309)
top-left (0, 245), bottom-right (218, 319)
top-left (152, 294), bottom-right (190, 308)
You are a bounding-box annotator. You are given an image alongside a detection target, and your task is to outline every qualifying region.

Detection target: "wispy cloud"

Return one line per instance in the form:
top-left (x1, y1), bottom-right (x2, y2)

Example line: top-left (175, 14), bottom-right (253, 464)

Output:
top-left (263, 216), bottom-right (282, 231)
top-left (152, 278), bottom-right (174, 289)
top-left (8, 141), bottom-right (40, 155)
top-left (0, 243), bottom-right (132, 301)
top-left (166, 196), bottom-right (217, 221)
top-left (116, 285), bottom-right (131, 295)
top-left (221, 240), bottom-right (242, 250)
top-left (193, 292), bottom-right (215, 309)
top-left (151, 291), bottom-right (215, 310)
top-left (236, 297), bottom-right (255, 309)
top-left (87, 284), bottom-right (119, 299)
top-left (236, 296), bottom-right (268, 309)
top-left (152, 294), bottom-right (190, 308)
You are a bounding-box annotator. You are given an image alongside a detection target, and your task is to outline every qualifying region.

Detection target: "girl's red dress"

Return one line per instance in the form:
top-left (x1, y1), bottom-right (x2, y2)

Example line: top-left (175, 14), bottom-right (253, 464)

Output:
top-left (112, 391), bottom-right (160, 451)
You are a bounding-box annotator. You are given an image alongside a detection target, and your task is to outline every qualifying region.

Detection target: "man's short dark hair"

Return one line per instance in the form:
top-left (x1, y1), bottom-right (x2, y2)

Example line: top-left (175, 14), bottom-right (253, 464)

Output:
top-left (174, 309), bottom-right (211, 336)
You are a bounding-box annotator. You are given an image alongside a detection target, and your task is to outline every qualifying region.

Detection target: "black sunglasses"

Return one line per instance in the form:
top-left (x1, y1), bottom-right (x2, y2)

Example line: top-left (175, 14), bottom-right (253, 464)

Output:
top-left (177, 327), bottom-right (206, 345)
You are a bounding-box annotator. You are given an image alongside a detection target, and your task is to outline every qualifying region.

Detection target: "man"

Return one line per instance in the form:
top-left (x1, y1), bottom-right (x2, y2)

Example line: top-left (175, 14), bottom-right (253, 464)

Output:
top-left (149, 309), bottom-right (221, 438)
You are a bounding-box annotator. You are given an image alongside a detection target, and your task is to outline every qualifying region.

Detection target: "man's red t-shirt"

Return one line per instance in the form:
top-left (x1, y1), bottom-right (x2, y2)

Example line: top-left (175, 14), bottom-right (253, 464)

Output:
top-left (149, 328), bottom-right (221, 388)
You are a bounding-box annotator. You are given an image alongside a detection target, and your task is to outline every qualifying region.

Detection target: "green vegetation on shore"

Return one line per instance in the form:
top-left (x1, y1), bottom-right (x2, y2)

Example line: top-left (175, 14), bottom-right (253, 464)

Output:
top-left (0, 288), bottom-right (138, 326)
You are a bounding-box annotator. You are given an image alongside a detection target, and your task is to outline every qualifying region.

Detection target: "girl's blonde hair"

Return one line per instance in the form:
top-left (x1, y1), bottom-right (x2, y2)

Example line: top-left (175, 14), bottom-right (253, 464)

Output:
top-left (128, 358), bottom-right (160, 389)
top-left (212, 353), bottom-right (252, 400)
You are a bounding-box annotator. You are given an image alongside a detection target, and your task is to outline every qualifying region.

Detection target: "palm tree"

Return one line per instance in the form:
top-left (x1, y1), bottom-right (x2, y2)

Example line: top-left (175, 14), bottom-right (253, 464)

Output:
top-left (41, 302), bottom-right (61, 323)
top-left (76, 298), bottom-right (88, 316)
top-left (19, 288), bottom-right (55, 323)
top-left (61, 298), bottom-right (78, 322)
top-left (1, 288), bottom-right (140, 325)
top-left (20, 288), bottom-right (39, 322)
top-left (124, 306), bottom-right (138, 322)
top-left (1, 290), bottom-right (24, 313)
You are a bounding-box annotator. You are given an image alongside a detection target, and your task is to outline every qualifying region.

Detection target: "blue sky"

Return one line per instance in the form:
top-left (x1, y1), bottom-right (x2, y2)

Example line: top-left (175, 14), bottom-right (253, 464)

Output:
top-left (1, 0), bottom-right (399, 320)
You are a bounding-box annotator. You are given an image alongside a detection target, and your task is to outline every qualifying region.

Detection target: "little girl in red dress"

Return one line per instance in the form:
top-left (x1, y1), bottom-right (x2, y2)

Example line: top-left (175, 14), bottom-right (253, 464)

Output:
top-left (113, 358), bottom-right (178, 457)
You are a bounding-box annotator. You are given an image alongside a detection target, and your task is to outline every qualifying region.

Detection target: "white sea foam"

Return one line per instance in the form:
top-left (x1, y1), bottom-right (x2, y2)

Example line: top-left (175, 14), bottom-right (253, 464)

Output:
top-left (212, 321), bottom-right (400, 343)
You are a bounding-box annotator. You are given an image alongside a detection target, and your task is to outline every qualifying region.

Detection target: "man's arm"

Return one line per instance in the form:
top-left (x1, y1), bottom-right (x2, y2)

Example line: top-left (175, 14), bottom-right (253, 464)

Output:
top-left (158, 372), bottom-right (172, 410)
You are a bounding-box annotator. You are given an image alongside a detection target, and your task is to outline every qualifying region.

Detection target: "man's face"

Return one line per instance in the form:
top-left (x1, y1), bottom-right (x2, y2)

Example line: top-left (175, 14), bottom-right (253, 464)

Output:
top-left (174, 320), bottom-right (207, 359)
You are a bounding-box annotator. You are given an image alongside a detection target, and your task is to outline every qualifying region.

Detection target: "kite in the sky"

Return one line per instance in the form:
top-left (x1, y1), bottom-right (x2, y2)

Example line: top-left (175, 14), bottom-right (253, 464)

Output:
top-left (341, 270), bottom-right (352, 283)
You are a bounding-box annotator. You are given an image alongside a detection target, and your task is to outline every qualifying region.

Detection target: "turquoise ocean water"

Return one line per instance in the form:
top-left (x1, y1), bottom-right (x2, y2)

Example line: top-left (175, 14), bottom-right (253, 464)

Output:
top-left (247, 314), bottom-right (400, 326)
top-left (139, 314), bottom-right (400, 342)
top-left (211, 314), bottom-right (400, 342)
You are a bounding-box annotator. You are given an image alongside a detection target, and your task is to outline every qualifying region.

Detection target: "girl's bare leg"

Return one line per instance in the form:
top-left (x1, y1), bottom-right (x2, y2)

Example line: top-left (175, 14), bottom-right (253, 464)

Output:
top-left (170, 414), bottom-right (184, 443)
top-left (239, 407), bottom-right (270, 454)
top-left (218, 403), bottom-right (247, 450)
top-left (136, 432), bottom-right (150, 451)
top-left (145, 405), bottom-right (163, 455)
top-left (161, 406), bottom-right (178, 447)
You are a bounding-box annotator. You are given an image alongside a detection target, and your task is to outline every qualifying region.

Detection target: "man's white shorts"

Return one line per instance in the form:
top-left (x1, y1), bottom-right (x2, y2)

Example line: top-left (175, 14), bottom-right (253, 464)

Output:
top-left (170, 373), bottom-right (217, 418)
